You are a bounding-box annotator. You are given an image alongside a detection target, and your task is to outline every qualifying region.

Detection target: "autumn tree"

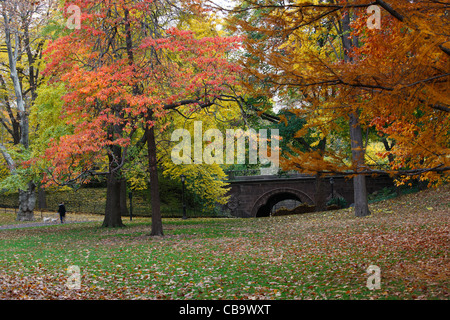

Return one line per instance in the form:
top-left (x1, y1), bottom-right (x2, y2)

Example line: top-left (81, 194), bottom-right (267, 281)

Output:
top-left (41, 0), bottom-right (241, 233)
top-left (0, 0), bottom-right (56, 220)
top-left (225, 0), bottom-right (449, 216)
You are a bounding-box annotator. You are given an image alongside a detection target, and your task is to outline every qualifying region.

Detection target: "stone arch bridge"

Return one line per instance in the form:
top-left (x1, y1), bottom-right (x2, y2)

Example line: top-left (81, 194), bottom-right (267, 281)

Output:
top-left (222, 173), bottom-right (394, 218)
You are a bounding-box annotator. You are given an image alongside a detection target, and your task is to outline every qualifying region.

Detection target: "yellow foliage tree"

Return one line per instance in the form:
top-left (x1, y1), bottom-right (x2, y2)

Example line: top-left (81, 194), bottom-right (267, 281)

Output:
top-left (228, 0), bottom-right (449, 216)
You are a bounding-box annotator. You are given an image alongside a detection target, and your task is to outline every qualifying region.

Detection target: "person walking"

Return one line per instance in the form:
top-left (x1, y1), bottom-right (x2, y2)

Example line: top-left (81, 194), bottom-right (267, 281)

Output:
top-left (58, 202), bottom-right (66, 224)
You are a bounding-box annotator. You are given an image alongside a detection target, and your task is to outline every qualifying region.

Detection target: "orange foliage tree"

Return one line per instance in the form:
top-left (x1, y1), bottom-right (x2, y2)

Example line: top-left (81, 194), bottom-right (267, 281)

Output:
top-left (40, 0), bottom-right (241, 232)
top-left (226, 0), bottom-right (449, 216)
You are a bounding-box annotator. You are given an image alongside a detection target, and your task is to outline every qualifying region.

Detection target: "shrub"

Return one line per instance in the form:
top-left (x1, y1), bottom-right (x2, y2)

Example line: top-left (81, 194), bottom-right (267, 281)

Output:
top-left (326, 197), bottom-right (347, 209)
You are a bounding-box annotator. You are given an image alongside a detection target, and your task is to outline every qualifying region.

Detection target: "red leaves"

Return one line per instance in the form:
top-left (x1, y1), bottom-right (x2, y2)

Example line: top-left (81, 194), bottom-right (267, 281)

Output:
top-left (38, 0), bottom-right (242, 187)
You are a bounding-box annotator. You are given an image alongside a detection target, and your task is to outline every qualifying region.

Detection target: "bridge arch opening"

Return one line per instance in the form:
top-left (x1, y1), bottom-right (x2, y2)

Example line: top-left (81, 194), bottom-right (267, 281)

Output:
top-left (251, 188), bottom-right (315, 218)
top-left (256, 193), bottom-right (302, 217)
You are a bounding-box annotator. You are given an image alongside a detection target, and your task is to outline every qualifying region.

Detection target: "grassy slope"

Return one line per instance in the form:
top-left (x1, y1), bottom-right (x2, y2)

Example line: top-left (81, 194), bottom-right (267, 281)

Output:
top-left (0, 185), bottom-right (448, 300)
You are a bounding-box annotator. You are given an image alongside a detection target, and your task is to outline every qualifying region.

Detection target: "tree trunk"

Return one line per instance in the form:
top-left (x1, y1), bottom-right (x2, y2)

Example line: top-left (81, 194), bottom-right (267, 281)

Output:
top-left (3, 16), bottom-right (28, 149)
top-left (381, 138), bottom-right (395, 164)
top-left (3, 12), bottom-right (34, 220)
top-left (349, 111), bottom-right (371, 217)
top-left (341, 9), bottom-right (370, 217)
top-left (102, 103), bottom-right (127, 227)
top-left (146, 116), bottom-right (164, 236)
top-left (17, 182), bottom-right (36, 221)
top-left (102, 173), bottom-right (126, 228)
top-left (314, 138), bottom-right (327, 212)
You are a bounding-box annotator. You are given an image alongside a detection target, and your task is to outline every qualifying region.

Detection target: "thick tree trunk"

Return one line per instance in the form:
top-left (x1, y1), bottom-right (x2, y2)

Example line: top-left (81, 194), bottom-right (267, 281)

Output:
top-left (102, 103), bottom-right (127, 227)
top-left (314, 138), bottom-right (327, 212)
top-left (3, 12), bottom-right (34, 219)
top-left (352, 174), bottom-right (370, 217)
top-left (341, 9), bottom-right (370, 217)
top-left (123, 7), bottom-right (162, 235)
top-left (3, 16), bottom-right (28, 149)
top-left (17, 182), bottom-right (36, 221)
top-left (102, 173), bottom-right (126, 228)
top-left (147, 117), bottom-right (164, 237)
top-left (349, 111), bottom-right (371, 217)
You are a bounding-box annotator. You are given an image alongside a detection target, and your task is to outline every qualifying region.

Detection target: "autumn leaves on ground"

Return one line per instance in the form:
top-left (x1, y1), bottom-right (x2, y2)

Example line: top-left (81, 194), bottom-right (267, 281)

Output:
top-left (0, 185), bottom-right (448, 300)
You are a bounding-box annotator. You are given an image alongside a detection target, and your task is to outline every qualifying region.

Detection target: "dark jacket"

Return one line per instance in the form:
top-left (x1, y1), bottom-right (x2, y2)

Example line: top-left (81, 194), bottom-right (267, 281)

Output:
top-left (58, 204), bottom-right (66, 216)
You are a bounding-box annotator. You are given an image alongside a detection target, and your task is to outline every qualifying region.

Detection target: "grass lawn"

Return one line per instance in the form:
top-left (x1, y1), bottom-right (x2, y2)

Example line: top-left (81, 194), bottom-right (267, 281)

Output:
top-left (0, 185), bottom-right (448, 300)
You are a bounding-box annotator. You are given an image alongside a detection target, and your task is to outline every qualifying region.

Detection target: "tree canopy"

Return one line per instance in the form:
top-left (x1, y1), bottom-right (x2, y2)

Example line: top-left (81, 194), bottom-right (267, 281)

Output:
top-left (0, 0), bottom-right (448, 225)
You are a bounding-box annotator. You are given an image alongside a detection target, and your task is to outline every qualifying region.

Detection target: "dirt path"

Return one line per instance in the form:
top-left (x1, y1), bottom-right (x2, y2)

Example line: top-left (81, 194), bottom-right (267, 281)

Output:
top-left (0, 220), bottom-right (96, 230)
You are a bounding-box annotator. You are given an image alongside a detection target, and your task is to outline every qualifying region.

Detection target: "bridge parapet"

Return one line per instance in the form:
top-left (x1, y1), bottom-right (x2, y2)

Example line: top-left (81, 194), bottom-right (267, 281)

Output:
top-left (225, 170), bottom-right (312, 181)
top-left (222, 174), bottom-right (394, 218)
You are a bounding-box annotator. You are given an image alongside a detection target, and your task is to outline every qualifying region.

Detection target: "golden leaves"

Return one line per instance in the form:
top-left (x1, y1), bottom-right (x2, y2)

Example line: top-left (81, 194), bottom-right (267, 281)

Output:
top-left (232, 0), bottom-right (449, 182)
